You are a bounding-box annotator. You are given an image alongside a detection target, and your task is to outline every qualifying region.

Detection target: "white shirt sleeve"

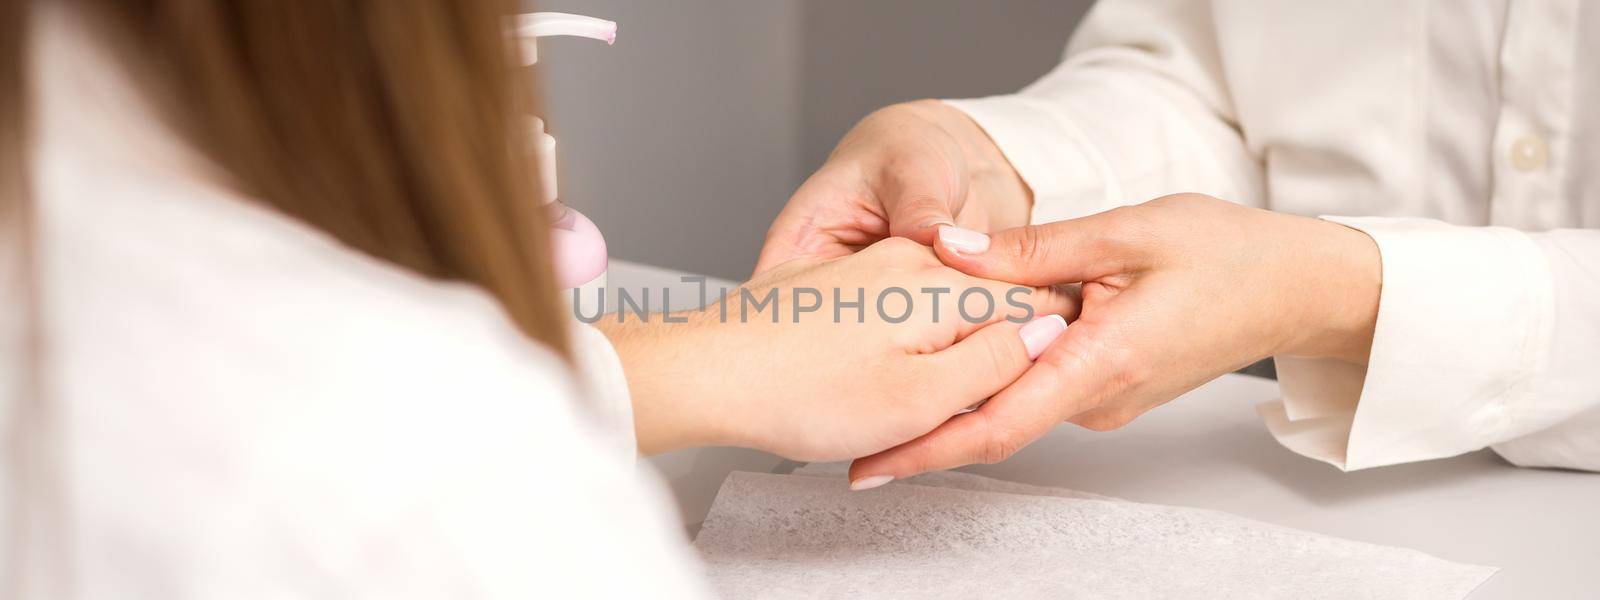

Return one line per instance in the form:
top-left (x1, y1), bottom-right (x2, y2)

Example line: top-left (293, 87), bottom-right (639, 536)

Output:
top-left (944, 0), bottom-right (1264, 224)
top-left (569, 322), bottom-right (639, 457)
top-left (1265, 221), bottom-right (1600, 472)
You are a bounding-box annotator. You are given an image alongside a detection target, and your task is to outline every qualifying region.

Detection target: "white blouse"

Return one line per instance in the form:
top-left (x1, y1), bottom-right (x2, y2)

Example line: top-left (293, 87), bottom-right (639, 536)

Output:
top-left (948, 0), bottom-right (1600, 471)
top-left (5, 5), bottom-right (708, 598)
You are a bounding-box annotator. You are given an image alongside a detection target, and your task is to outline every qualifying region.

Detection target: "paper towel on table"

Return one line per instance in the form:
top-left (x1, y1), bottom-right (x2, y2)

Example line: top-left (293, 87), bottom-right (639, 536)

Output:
top-left (693, 471), bottom-right (1495, 600)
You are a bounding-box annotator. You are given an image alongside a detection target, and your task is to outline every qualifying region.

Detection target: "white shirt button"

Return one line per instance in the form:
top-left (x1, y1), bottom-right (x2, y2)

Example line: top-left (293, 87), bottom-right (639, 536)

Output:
top-left (1510, 135), bottom-right (1549, 172)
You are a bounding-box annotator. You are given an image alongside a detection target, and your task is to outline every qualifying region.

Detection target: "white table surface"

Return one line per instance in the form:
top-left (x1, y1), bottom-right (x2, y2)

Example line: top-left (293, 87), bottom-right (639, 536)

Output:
top-left (610, 260), bottom-right (1599, 599)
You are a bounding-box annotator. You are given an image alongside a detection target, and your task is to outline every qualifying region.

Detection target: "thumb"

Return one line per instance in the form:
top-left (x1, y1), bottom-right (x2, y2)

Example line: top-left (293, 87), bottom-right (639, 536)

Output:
top-left (932, 211), bottom-right (1132, 287)
top-left (879, 172), bottom-right (961, 247)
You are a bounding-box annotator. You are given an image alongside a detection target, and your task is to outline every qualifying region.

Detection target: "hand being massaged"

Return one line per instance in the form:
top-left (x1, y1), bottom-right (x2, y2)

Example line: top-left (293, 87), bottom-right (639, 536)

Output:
top-left (600, 238), bottom-right (1079, 466)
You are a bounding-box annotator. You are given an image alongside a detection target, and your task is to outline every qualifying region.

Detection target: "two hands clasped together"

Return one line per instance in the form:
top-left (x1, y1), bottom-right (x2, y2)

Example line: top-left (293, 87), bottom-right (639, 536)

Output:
top-left (602, 100), bottom-right (1385, 489)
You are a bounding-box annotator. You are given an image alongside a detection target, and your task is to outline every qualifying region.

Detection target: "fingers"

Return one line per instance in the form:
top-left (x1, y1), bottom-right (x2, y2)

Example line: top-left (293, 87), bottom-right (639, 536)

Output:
top-left (854, 316), bottom-right (1069, 487)
top-left (753, 219), bottom-right (802, 274)
top-left (923, 253), bottom-right (1079, 342)
top-left (849, 336), bottom-right (1090, 488)
top-left (754, 203), bottom-right (852, 274)
top-left (916, 315), bottom-right (1067, 414)
top-left (754, 230), bottom-right (850, 275)
top-left (956, 277), bottom-right (1080, 337)
top-left (754, 200), bottom-right (883, 274)
top-left (933, 211), bottom-right (1135, 286)
top-left (757, 156), bottom-right (920, 275)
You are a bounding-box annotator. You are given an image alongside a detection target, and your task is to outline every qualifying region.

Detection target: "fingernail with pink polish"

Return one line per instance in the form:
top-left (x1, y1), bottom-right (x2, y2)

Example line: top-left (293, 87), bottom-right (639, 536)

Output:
top-left (849, 475), bottom-right (894, 491)
top-left (1020, 314), bottom-right (1067, 360)
top-left (937, 225), bottom-right (990, 255)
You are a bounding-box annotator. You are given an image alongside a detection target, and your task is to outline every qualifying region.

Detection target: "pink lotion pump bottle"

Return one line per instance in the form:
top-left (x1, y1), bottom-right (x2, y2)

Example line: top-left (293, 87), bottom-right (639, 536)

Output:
top-left (518, 12), bottom-right (616, 316)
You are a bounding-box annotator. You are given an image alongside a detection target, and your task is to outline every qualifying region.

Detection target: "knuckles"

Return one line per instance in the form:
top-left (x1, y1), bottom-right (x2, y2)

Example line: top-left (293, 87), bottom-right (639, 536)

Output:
top-left (974, 332), bottom-right (1020, 382)
top-left (979, 419), bottom-right (1028, 464)
top-left (1098, 205), bottom-right (1159, 253)
top-left (1102, 193), bottom-right (1230, 253)
top-left (1001, 224), bottom-right (1051, 266)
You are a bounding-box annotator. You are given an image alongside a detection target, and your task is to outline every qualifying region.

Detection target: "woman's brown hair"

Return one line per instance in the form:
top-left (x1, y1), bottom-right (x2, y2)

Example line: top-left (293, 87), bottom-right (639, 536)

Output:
top-left (86, 0), bottom-right (572, 354)
top-left (2, 1), bottom-right (54, 591)
top-left (2, 2), bottom-right (566, 588)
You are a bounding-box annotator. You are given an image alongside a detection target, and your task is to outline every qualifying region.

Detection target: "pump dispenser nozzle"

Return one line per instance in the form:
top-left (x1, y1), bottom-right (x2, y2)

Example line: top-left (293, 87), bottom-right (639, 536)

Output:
top-left (517, 12), bottom-right (617, 65)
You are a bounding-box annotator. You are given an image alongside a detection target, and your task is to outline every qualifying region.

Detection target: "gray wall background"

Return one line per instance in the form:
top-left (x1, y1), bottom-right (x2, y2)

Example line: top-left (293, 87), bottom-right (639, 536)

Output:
top-left (534, 1), bottom-right (1093, 280)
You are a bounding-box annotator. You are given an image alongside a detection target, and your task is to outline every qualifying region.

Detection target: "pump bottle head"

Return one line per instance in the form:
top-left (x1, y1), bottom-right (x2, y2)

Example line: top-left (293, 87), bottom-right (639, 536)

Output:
top-left (517, 12), bottom-right (617, 65)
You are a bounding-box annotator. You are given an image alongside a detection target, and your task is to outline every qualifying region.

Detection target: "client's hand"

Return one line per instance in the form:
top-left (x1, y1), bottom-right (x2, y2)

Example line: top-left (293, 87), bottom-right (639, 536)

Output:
top-left (601, 238), bottom-right (1076, 463)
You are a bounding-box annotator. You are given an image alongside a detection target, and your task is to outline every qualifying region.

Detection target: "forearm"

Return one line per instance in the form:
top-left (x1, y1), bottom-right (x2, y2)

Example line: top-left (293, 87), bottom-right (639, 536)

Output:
top-left (1269, 213), bottom-right (1383, 365)
top-left (595, 313), bottom-right (737, 456)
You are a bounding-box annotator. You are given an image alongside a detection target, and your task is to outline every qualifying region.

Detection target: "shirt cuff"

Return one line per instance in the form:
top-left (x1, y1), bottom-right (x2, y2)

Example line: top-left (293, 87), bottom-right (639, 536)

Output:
top-left (1262, 217), bottom-right (1555, 471)
top-left (942, 96), bottom-right (1116, 225)
top-left (569, 322), bottom-right (638, 458)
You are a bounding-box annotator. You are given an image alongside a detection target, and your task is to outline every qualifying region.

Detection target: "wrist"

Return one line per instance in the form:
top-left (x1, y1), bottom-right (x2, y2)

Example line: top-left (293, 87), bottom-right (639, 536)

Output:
top-left (597, 311), bottom-right (741, 455)
top-left (1276, 216), bottom-right (1382, 363)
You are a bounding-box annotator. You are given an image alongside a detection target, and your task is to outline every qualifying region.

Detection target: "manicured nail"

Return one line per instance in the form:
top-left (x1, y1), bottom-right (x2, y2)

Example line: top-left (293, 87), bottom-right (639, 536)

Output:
top-left (849, 475), bottom-right (894, 491)
top-left (1020, 314), bottom-right (1067, 360)
top-left (937, 225), bottom-right (990, 255)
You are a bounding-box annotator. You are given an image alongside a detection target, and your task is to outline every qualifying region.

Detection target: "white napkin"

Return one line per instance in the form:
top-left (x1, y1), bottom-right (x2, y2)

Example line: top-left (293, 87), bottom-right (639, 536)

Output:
top-left (693, 468), bottom-right (1495, 599)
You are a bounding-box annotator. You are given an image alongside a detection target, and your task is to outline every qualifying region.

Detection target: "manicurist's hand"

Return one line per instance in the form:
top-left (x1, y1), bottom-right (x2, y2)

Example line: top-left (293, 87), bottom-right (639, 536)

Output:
top-left (600, 238), bottom-right (1078, 464)
top-left (754, 100), bottom-right (1032, 274)
top-left (850, 194), bottom-right (1383, 485)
